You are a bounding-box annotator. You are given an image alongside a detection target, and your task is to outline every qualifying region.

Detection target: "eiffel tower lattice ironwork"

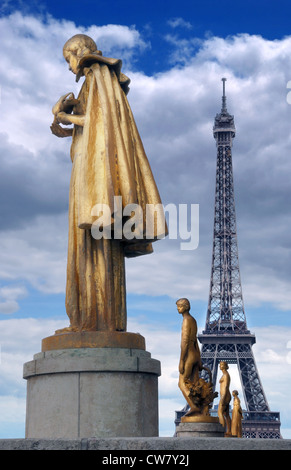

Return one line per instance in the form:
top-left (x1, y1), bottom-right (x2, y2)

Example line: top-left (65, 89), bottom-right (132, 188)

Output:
top-left (175, 78), bottom-right (281, 438)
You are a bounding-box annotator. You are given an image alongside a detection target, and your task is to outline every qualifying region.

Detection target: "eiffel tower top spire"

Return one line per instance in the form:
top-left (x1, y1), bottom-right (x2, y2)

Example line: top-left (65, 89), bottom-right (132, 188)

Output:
top-left (213, 77), bottom-right (235, 137)
top-left (221, 77), bottom-right (227, 112)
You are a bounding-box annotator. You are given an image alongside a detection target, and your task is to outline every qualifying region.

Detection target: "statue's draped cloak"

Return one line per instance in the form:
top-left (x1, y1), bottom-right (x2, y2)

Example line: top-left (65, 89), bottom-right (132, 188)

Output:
top-left (66, 57), bottom-right (166, 331)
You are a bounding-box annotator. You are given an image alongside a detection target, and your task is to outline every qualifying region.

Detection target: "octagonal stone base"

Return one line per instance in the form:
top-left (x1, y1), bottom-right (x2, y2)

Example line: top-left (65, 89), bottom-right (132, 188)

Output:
top-left (176, 421), bottom-right (225, 438)
top-left (23, 347), bottom-right (160, 439)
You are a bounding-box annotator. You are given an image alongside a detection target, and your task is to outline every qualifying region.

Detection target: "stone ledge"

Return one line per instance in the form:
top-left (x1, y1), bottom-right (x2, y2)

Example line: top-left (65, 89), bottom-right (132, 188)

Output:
top-left (23, 347), bottom-right (161, 378)
top-left (0, 437), bottom-right (290, 450)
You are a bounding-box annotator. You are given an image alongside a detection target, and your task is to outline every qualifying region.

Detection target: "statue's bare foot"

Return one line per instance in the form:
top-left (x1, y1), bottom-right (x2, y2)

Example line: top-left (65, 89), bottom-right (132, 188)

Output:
top-left (55, 326), bottom-right (79, 334)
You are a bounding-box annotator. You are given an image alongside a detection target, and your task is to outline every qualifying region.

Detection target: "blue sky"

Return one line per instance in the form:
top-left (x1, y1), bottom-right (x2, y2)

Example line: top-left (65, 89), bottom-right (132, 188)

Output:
top-left (0, 0), bottom-right (291, 439)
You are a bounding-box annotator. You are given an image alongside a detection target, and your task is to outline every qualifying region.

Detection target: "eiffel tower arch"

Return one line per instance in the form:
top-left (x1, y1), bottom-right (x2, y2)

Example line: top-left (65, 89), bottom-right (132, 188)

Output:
top-left (175, 79), bottom-right (281, 438)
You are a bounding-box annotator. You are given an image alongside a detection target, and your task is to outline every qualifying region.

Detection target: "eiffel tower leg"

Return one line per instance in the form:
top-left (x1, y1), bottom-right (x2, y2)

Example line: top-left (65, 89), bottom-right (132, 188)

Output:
top-left (236, 344), bottom-right (282, 438)
top-left (236, 344), bottom-right (269, 412)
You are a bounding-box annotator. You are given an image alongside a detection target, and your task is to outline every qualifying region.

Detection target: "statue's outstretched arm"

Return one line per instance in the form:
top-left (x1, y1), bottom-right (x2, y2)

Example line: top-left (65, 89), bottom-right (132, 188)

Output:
top-left (57, 112), bottom-right (85, 127)
top-left (50, 92), bottom-right (84, 137)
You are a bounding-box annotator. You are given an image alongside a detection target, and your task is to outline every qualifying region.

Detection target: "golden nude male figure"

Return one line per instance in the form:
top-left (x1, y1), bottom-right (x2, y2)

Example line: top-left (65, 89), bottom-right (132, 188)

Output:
top-left (177, 298), bottom-right (202, 412)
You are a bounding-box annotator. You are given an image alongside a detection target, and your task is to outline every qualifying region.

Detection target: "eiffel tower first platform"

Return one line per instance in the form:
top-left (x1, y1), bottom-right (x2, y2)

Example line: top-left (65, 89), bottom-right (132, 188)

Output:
top-left (175, 78), bottom-right (281, 439)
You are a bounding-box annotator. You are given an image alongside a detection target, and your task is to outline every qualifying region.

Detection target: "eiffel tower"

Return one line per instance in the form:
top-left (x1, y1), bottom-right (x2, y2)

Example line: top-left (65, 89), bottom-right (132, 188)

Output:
top-left (175, 78), bottom-right (281, 438)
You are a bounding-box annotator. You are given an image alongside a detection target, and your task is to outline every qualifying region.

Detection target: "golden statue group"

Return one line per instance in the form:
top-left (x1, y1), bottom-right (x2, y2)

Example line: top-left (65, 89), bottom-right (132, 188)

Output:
top-left (177, 298), bottom-right (243, 437)
top-left (50, 34), bottom-right (242, 437)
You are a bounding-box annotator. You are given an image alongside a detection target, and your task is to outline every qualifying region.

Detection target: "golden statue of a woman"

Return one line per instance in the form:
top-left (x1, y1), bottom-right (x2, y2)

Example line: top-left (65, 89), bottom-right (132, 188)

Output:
top-left (218, 361), bottom-right (232, 435)
top-left (231, 390), bottom-right (243, 437)
top-left (50, 34), bottom-right (166, 337)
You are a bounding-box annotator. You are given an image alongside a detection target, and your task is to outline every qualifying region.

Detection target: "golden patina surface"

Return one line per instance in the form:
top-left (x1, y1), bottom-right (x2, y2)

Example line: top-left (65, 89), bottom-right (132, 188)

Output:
top-left (218, 361), bottom-right (232, 436)
top-left (42, 331), bottom-right (146, 352)
top-left (50, 34), bottom-right (166, 338)
top-left (231, 390), bottom-right (243, 438)
top-left (181, 414), bottom-right (219, 423)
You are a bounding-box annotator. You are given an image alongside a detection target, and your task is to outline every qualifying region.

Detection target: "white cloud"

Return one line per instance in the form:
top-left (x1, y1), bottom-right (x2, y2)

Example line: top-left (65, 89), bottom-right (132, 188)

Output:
top-left (0, 12), bottom-right (147, 153)
top-left (0, 318), bottom-right (65, 405)
top-left (0, 214), bottom-right (67, 294)
top-left (167, 17), bottom-right (193, 30)
top-left (0, 317), bottom-right (65, 437)
top-left (0, 12), bottom-right (290, 314)
top-left (0, 395), bottom-right (26, 438)
top-left (0, 286), bottom-right (27, 314)
top-left (0, 11), bottom-right (290, 324)
top-left (159, 398), bottom-right (183, 436)
top-left (86, 24), bottom-right (149, 61)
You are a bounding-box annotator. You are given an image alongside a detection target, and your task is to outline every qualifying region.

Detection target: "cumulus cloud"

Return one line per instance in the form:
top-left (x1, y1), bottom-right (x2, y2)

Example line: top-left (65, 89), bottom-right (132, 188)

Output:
top-left (0, 213), bottom-right (67, 294)
top-left (85, 23), bottom-right (149, 62)
top-left (167, 17), bottom-right (193, 30)
top-left (0, 11), bottom-right (148, 151)
top-left (0, 286), bottom-right (27, 314)
top-left (0, 11), bottom-right (153, 295)
top-left (0, 317), bottom-right (65, 437)
top-left (129, 34), bottom-right (291, 311)
top-left (0, 12), bottom-right (290, 314)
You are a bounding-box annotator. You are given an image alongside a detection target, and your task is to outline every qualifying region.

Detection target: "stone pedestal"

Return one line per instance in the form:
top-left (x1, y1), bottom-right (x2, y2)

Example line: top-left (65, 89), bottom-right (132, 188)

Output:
top-left (23, 342), bottom-right (160, 439)
top-left (176, 421), bottom-right (225, 438)
top-left (41, 330), bottom-right (146, 351)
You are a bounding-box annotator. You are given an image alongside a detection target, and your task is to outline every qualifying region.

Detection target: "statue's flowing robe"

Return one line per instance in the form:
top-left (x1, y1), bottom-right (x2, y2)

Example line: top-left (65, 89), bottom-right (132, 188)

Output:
top-left (66, 56), bottom-right (166, 331)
